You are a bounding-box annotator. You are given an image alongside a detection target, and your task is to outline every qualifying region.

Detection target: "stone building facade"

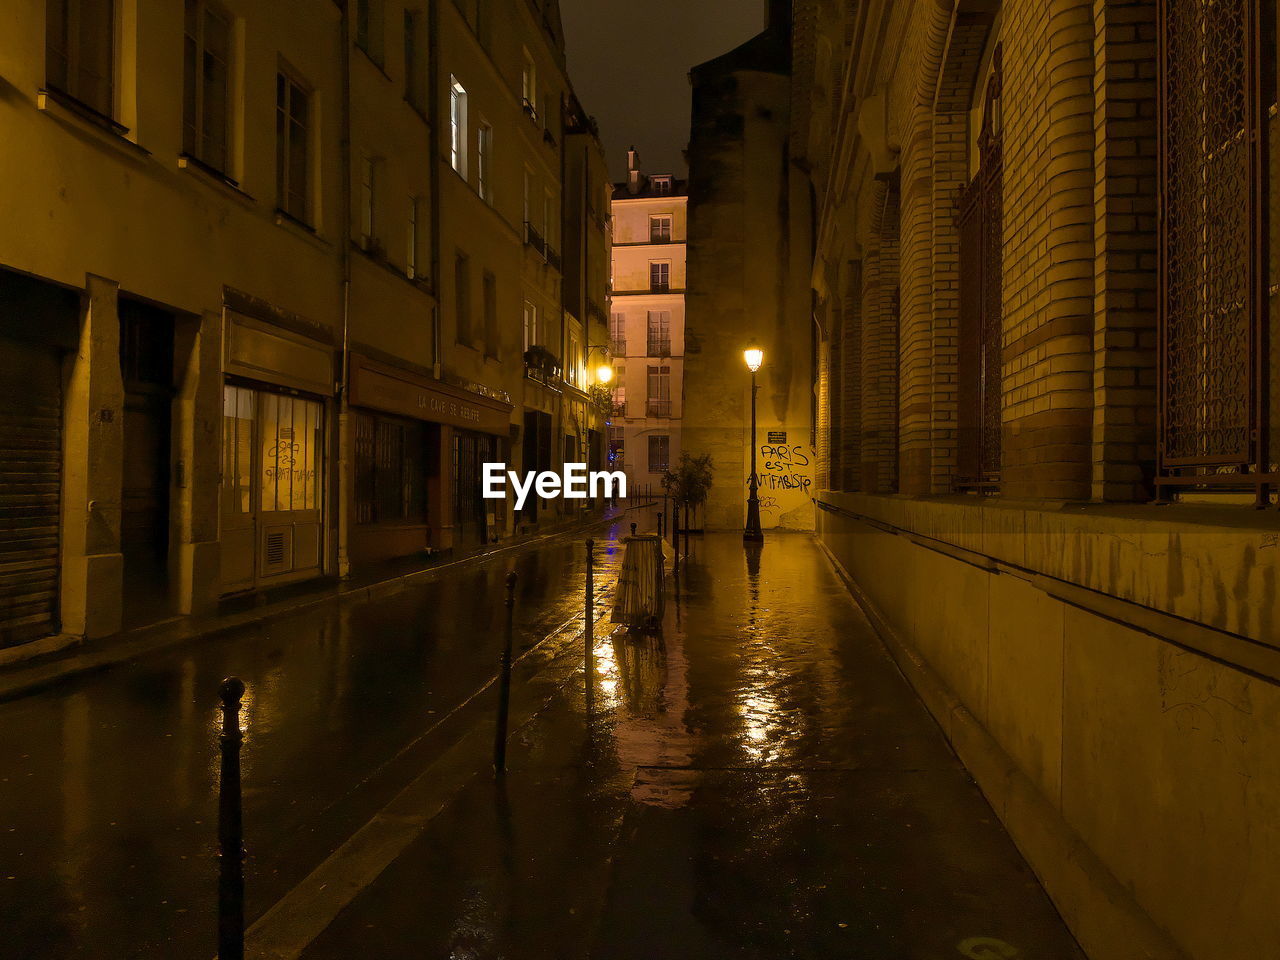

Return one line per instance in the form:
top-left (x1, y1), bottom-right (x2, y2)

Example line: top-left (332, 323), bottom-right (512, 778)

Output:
top-left (684, 5), bottom-right (816, 533)
top-left (0, 0), bottom-right (608, 658)
top-left (609, 149), bottom-right (686, 499)
top-left (686, 1), bottom-right (1280, 958)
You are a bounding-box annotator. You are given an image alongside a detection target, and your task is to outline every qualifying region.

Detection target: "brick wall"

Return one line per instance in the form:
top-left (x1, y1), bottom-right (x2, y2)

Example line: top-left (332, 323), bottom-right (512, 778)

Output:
top-left (861, 181), bottom-right (901, 494)
top-left (1090, 0), bottom-right (1159, 501)
top-left (998, 0), bottom-right (1097, 500)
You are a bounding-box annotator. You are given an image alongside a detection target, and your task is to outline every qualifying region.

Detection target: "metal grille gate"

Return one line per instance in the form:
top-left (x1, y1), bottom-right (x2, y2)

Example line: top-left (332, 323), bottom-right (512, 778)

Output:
top-left (1158, 0), bottom-right (1271, 501)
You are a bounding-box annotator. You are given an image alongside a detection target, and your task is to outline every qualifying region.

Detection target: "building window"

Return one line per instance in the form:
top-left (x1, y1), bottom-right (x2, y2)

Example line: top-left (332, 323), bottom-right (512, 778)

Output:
top-left (612, 366), bottom-right (626, 413)
top-left (649, 261), bottom-right (670, 292)
top-left (649, 214), bottom-right (672, 243)
top-left (276, 70), bottom-right (311, 224)
top-left (46, 0), bottom-right (116, 118)
top-left (404, 9), bottom-right (426, 112)
top-left (360, 155), bottom-right (378, 248)
top-left (567, 334), bottom-right (582, 387)
top-left (647, 365), bottom-right (670, 417)
top-left (182, 0), bottom-right (232, 174)
top-left (407, 195), bottom-right (420, 279)
top-left (455, 252), bottom-right (471, 344)
top-left (450, 76), bottom-right (467, 176)
top-left (477, 122), bottom-right (492, 202)
top-left (648, 435), bottom-right (670, 473)
top-left (609, 311), bottom-right (626, 355)
top-left (521, 50), bottom-right (536, 120)
top-left (608, 425), bottom-right (624, 467)
top-left (354, 412), bottom-right (428, 525)
top-left (646, 311), bottom-right (671, 356)
top-left (523, 300), bottom-right (538, 350)
top-left (955, 46), bottom-right (1002, 490)
top-left (483, 270), bottom-right (498, 358)
top-left (355, 0), bottom-right (384, 65)
top-left (1157, 0), bottom-right (1275, 501)
top-left (651, 176), bottom-right (672, 195)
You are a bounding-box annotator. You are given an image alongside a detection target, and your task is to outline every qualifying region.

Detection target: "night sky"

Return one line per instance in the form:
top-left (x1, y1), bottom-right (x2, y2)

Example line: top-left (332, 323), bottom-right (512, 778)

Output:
top-left (561, 0), bottom-right (767, 179)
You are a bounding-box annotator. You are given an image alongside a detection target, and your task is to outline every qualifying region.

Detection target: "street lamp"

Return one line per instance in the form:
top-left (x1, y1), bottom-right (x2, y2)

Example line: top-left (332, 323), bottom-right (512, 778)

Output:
top-left (743, 346), bottom-right (764, 543)
top-left (595, 364), bottom-right (614, 385)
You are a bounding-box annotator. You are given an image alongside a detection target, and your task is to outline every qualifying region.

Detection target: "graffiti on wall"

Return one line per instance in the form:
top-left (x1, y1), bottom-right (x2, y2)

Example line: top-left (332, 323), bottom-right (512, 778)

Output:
top-left (744, 442), bottom-right (814, 527)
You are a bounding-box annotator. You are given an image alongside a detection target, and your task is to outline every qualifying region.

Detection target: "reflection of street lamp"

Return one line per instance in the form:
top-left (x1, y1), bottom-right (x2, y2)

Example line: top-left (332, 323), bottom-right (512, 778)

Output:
top-left (743, 346), bottom-right (764, 543)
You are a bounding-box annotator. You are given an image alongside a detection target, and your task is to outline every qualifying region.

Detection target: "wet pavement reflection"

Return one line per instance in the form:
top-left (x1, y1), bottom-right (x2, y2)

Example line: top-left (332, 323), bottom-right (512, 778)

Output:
top-left (303, 526), bottom-right (1087, 960)
top-left (0, 521), bottom-right (627, 959)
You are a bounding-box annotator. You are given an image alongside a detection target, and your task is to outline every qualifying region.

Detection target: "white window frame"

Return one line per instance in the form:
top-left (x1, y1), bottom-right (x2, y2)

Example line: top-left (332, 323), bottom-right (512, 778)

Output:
top-left (477, 120), bottom-right (492, 202)
top-left (649, 214), bottom-right (672, 243)
top-left (450, 76), bottom-right (468, 176)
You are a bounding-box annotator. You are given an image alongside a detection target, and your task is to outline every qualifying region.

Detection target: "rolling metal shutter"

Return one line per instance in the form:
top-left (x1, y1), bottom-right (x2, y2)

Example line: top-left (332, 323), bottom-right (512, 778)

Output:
top-left (0, 341), bottom-right (62, 647)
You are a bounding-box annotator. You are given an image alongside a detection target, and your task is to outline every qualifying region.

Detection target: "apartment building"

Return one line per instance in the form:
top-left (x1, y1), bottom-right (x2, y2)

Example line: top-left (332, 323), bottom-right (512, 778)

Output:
top-left (0, 0), bottom-right (608, 656)
top-left (608, 149), bottom-right (686, 497)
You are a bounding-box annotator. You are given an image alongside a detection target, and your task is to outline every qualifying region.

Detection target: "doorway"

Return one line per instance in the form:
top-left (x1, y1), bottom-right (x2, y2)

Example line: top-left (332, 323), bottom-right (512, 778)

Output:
top-left (119, 300), bottom-right (173, 627)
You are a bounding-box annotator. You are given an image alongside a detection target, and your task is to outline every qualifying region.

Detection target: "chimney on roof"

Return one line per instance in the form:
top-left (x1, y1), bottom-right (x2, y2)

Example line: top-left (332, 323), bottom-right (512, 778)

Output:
top-left (627, 146), bottom-right (645, 195)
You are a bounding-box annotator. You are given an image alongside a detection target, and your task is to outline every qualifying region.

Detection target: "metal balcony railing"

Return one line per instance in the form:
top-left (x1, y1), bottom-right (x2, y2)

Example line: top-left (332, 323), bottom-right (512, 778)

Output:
top-left (646, 399), bottom-right (672, 418)
top-left (524, 222), bottom-right (545, 256)
top-left (647, 337), bottom-right (671, 357)
top-left (610, 338), bottom-right (626, 356)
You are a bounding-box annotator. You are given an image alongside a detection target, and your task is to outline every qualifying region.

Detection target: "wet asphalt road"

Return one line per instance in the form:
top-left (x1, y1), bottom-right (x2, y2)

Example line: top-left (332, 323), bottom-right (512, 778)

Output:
top-left (0, 518), bottom-right (629, 959)
top-left (300, 532), bottom-right (1087, 960)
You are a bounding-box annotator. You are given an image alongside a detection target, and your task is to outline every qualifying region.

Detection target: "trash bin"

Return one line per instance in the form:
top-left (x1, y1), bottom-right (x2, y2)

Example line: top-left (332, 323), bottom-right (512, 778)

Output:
top-left (612, 533), bottom-right (666, 631)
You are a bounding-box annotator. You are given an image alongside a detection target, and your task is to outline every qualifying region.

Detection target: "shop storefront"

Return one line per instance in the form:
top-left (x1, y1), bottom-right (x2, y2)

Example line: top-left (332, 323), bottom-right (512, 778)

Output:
top-left (219, 310), bottom-right (334, 595)
top-left (348, 354), bottom-right (511, 559)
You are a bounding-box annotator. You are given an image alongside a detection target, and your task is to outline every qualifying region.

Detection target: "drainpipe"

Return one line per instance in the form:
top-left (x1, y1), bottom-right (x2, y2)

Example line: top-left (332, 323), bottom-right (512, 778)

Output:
top-left (428, 0), bottom-right (443, 380)
top-left (336, 0), bottom-right (354, 579)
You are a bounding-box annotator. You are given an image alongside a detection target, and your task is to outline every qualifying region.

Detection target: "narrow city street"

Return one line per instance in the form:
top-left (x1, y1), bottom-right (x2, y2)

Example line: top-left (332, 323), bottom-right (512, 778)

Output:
top-left (0, 513), bottom-right (1088, 959)
top-left (0, 518), bottom-right (627, 959)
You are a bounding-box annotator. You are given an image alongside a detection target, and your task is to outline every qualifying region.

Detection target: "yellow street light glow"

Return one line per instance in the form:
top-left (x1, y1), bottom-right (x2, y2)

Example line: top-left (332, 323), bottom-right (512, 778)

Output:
top-left (744, 347), bottom-right (764, 372)
top-left (596, 364), bottom-right (614, 384)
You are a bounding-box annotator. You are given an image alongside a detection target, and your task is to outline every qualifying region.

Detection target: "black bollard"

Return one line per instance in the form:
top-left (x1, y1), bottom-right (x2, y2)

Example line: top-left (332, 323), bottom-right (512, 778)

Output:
top-left (657, 512), bottom-right (664, 538)
top-left (218, 677), bottom-right (246, 960)
top-left (585, 539), bottom-right (595, 690)
top-left (494, 572), bottom-right (517, 775)
top-left (630, 521), bottom-right (637, 537)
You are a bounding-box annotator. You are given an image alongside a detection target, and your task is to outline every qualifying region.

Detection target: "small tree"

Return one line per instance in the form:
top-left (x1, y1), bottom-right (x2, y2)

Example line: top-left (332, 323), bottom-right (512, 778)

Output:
top-left (662, 453), bottom-right (714, 531)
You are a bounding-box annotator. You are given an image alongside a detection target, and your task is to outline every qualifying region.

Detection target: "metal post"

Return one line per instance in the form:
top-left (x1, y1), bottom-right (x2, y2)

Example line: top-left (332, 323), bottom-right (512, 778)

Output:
top-left (630, 521), bottom-right (637, 537)
top-left (494, 572), bottom-right (517, 775)
top-left (744, 370), bottom-right (763, 542)
top-left (657, 512), bottom-right (664, 538)
top-left (585, 539), bottom-right (594, 690)
top-left (218, 677), bottom-right (246, 960)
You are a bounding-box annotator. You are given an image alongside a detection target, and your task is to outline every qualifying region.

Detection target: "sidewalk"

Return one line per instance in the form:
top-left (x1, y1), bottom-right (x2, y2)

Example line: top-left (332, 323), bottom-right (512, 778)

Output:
top-left (289, 533), bottom-right (1086, 960)
top-left (0, 506), bottom-right (639, 703)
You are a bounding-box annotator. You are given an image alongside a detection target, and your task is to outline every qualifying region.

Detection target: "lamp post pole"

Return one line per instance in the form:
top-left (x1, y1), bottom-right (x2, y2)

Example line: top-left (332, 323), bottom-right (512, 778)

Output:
top-left (744, 366), bottom-right (763, 543)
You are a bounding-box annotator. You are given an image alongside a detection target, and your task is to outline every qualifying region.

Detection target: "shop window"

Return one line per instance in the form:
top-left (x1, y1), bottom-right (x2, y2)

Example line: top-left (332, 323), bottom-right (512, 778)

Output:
top-left (355, 411), bottom-right (428, 524)
top-left (222, 385), bottom-right (255, 516)
top-left (259, 392), bottom-right (321, 513)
